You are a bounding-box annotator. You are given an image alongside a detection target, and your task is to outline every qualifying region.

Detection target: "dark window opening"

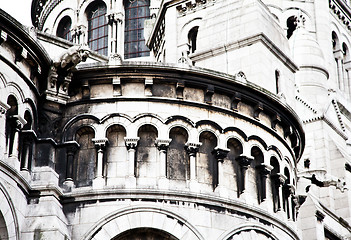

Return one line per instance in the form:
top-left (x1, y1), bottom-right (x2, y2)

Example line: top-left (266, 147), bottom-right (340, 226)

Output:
top-left (287, 16), bottom-right (297, 39)
top-left (188, 26), bottom-right (199, 53)
top-left (57, 16), bottom-right (72, 41)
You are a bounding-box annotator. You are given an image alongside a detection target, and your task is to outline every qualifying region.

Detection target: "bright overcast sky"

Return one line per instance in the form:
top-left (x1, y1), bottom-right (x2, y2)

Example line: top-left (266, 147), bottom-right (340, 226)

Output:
top-left (0, 1), bottom-right (32, 26)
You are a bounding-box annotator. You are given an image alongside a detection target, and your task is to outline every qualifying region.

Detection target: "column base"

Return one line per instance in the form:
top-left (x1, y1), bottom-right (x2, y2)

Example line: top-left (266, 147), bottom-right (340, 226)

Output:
top-left (158, 177), bottom-right (169, 190)
top-left (63, 180), bottom-right (74, 192)
top-left (189, 180), bottom-right (200, 193)
top-left (125, 176), bottom-right (136, 189)
top-left (93, 177), bottom-right (105, 189)
top-left (215, 185), bottom-right (229, 198)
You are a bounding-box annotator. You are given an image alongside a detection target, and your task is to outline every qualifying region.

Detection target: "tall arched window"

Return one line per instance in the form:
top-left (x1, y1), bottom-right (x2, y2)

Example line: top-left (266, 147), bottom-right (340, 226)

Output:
top-left (251, 147), bottom-right (265, 203)
top-left (106, 125), bottom-right (127, 182)
top-left (74, 127), bottom-right (96, 187)
top-left (188, 26), bottom-right (198, 54)
top-left (227, 138), bottom-right (243, 194)
top-left (167, 127), bottom-right (189, 181)
top-left (56, 16), bottom-right (72, 41)
top-left (6, 95), bottom-right (18, 157)
top-left (286, 16), bottom-right (297, 39)
top-left (124, 0), bottom-right (150, 59)
top-left (87, 2), bottom-right (108, 55)
top-left (198, 131), bottom-right (217, 189)
top-left (270, 157), bottom-right (280, 212)
top-left (136, 125), bottom-right (158, 179)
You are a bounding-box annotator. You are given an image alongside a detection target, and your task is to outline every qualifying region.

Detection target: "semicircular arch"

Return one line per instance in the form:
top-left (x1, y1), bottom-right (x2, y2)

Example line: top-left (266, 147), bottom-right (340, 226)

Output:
top-left (81, 205), bottom-right (205, 240)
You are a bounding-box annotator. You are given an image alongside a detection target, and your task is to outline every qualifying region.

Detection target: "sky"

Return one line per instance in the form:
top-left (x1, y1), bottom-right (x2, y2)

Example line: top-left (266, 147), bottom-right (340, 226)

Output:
top-left (0, 1), bottom-right (32, 26)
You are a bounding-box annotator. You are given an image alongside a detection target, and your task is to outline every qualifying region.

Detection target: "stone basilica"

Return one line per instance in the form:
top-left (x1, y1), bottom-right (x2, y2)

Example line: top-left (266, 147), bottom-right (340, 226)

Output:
top-left (1, 0), bottom-right (351, 239)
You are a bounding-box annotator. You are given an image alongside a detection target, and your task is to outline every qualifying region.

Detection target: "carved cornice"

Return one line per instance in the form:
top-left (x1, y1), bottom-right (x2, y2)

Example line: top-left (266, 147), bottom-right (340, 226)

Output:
top-left (176, 0), bottom-right (216, 17)
top-left (125, 137), bottom-right (140, 150)
top-left (330, 0), bottom-right (351, 32)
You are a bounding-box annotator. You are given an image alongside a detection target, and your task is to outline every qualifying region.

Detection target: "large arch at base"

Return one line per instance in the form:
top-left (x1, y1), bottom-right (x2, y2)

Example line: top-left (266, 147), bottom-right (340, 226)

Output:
top-left (218, 224), bottom-right (280, 240)
top-left (81, 205), bottom-right (204, 240)
top-left (0, 182), bottom-right (20, 240)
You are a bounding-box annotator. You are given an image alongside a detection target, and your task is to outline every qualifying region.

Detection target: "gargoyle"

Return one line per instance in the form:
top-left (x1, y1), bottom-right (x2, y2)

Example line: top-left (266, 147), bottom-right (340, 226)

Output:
top-left (52, 44), bottom-right (90, 93)
top-left (304, 173), bottom-right (347, 193)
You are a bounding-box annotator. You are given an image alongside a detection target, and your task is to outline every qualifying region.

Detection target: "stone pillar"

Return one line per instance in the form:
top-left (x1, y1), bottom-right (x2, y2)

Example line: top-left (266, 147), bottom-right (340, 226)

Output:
top-left (212, 148), bottom-right (229, 197)
top-left (92, 138), bottom-right (108, 188)
top-left (155, 139), bottom-right (171, 178)
top-left (63, 142), bottom-right (79, 191)
top-left (0, 101), bottom-right (9, 159)
top-left (20, 130), bottom-right (35, 172)
top-left (108, 12), bottom-right (124, 60)
top-left (235, 154), bottom-right (253, 197)
top-left (335, 51), bottom-right (344, 91)
top-left (125, 137), bottom-right (139, 188)
top-left (156, 139), bottom-right (171, 189)
top-left (10, 115), bottom-right (26, 160)
top-left (212, 148), bottom-right (229, 187)
top-left (271, 173), bottom-right (287, 213)
top-left (256, 163), bottom-right (273, 203)
top-left (344, 60), bottom-right (351, 99)
top-left (185, 142), bottom-right (201, 192)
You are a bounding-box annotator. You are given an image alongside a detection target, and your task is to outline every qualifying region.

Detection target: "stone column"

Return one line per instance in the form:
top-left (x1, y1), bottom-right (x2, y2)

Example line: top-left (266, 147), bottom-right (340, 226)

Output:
top-left (344, 60), bottom-right (351, 99)
top-left (155, 139), bottom-right (171, 178)
top-left (156, 139), bottom-right (171, 189)
top-left (256, 163), bottom-right (273, 203)
top-left (125, 138), bottom-right (139, 177)
top-left (212, 148), bottom-right (229, 187)
top-left (235, 154), bottom-right (253, 197)
top-left (0, 101), bottom-right (9, 159)
top-left (20, 130), bottom-right (35, 172)
top-left (185, 142), bottom-right (201, 192)
top-left (335, 51), bottom-right (344, 91)
top-left (271, 173), bottom-right (287, 213)
top-left (63, 142), bottom-right (79, 191)
top-left (92, 138), bottom-right (108, 188)
top-left (10, 115), bottom-right (26, 160)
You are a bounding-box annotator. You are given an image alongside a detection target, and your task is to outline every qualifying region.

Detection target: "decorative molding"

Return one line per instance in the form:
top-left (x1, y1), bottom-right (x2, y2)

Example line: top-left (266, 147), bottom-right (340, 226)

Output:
top-left (176, 0), bottom-right (216, 17)
top-left (329, 0), bottom-right (351, 32)
top-left (125, 137), bottom-right (140, 150)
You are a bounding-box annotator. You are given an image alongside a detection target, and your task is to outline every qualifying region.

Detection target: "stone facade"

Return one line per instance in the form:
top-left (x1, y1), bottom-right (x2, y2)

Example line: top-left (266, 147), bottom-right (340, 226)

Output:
top-left (0, 0), bottom-right (351, 239)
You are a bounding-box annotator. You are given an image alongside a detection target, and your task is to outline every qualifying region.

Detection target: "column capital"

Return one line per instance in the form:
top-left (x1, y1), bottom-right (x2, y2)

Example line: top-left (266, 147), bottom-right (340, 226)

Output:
top-left (9, 115), bottom-right (27, 130)
top-left (155, 139), bottom-right (172, 151)
top-left (271, 173), bottom-right (287, 185)
top-left (235, 154), bottom-right (254, 167)
top-left (212, 147), bottom-right (229, 162)
top-left (185, 142), bottom-right (202, 156)
top-left (256, 163), bottom-right (273, 176)
top-left (92, 138), bottom-right (108, 149)
top-left (125, 137), bottom-right (139, 150)
top-left (0, 100), bottom-right (10, 115)
top-left (64, 141), bottom-right (80, 154)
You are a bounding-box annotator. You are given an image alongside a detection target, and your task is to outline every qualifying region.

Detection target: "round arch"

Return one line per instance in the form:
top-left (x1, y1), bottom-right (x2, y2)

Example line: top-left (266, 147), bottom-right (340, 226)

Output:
top-left (81, 205), bottom-right (205, 240)
top-left (0, 182), bottom-right (20, 240)
top-left (218, 224), bottom-right (279, 240)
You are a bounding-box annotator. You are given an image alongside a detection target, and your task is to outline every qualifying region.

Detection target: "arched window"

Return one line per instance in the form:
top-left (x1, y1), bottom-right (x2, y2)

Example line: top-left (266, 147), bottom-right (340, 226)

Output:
top-left (56, 16), bottom-right (72, 41)
top-left (286, 16), bottom-right (297, 39)
top-left (227, 138), bottom-right (243, 194)
top-left (124, 0), bottom-right (150, 59)
top-left (74, 127), bottom-right (96, 187)
top-left (106, 125), bottom-right (127, 182)
top-left (87, 2), bottom-right (108, 55)
top-left (167, 127), bottom-right (189, 181)
top-left (198, 131), bottom-right (218, 189)
top-left (188, 26), bottom-right (199, 54)
top-left (136, 125), bottom-right (158, 178)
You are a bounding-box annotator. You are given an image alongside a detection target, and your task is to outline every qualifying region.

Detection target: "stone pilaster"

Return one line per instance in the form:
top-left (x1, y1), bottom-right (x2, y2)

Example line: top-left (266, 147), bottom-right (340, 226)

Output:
top-left (185, 142), bottom-right (201, 192)
top-left (92, 138), bottom-right (108, 188)
top-left (235, 154), bottom-right (254, 197)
